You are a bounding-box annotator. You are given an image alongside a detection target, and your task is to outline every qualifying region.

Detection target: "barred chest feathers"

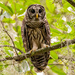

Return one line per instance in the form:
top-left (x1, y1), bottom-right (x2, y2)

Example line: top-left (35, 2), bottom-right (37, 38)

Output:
top-left (27, 27), bottom-right (45, 49)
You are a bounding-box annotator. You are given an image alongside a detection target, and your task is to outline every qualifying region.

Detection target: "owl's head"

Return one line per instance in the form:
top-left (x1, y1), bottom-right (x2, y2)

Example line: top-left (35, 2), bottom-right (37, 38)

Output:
top-left (27, 4), bottom-right (46, 21)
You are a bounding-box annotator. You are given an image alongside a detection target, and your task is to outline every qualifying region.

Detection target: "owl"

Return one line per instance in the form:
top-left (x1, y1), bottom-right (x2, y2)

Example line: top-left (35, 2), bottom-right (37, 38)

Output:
top-left (21, 4), bottom-right (50, 72)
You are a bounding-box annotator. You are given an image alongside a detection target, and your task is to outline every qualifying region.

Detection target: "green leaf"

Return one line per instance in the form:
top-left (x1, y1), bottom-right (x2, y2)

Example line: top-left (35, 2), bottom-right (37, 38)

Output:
top-left (14, 41), bottom-right (22, 50)
top-left (13, 26), bottom-right (21, 33)
top-left (2, 18), bottom-right (15, 23)
top-left (48, 59), bottom-right (55, 64)
top-left (3, 47), bottom-right (13, 57)
top-left (0, 64), bottom-right (3, 71)
top-left (46, 0), bottom-right (55, 13)
top-left (50, 51), bottom-right (58, 59)
top-left (3, 41), bottom-right (10, 45)
top-left (0, 3), bottom-right (13, 15)
top-left (51, 28), bottom-right (61, 34)
top-left (50, 66), bottom-right (66, 75)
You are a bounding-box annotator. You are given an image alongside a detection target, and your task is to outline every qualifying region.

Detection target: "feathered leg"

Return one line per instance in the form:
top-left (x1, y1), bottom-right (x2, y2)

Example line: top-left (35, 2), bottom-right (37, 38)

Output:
top-left (29, 40), bottom-right (38, 53)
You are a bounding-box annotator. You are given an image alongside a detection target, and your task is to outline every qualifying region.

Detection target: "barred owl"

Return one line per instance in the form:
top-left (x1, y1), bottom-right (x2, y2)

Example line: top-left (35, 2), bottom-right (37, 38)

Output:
top-left (21, 4), bottom-right (50, 71)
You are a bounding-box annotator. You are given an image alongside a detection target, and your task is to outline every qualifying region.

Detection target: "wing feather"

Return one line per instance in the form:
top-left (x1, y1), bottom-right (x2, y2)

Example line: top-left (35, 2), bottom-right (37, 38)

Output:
top-left (21, 19), bottom-right (29, 52)
top-left (43, 18), bottom-right (51, 45)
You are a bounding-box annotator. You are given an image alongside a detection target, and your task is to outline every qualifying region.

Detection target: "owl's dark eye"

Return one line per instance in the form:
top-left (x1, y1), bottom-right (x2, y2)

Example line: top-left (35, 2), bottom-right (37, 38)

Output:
top-left (31, 9), bottom-right (35, 13)
top-left (39, 9), bottom-right (42, 13)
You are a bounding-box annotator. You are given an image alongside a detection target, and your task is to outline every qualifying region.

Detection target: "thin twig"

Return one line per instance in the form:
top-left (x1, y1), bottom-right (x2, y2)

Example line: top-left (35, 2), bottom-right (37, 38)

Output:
top-left (0, 21), bottom-right (18, 55)
top-left (58, 55), bottom-right (75, 61)
top-left (0, 63), bottom-right (16, 66)
top-left (0, 45), bottom-right (24, 53)
top-left (0, 38), bottom-right (75, 62)
top-left (48, 64), bottom-right (64, 66)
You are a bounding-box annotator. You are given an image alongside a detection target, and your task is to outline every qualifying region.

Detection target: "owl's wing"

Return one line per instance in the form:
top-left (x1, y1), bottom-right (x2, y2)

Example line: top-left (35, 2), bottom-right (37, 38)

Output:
top-left (21, 19), bottom-right (29, 52)
top-left (44, 19), bottom-right (51, 45)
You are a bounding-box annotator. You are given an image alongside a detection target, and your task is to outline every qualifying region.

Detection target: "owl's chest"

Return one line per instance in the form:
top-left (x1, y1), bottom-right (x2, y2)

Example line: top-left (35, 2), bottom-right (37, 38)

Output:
top-left (27, 28), bottom-right (45, 44)
top-left (28, 28), bottom-right (42, 39)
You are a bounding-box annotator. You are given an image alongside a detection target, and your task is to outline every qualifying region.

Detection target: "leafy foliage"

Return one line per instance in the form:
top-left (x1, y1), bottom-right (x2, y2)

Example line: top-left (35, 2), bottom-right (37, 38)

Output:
top-left (0, 0), bottom-right (75, 75)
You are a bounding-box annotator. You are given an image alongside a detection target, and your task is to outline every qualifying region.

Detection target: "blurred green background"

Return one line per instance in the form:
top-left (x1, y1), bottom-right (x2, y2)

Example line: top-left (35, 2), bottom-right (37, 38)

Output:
top-left (0, 0), bottom-right (75, 75)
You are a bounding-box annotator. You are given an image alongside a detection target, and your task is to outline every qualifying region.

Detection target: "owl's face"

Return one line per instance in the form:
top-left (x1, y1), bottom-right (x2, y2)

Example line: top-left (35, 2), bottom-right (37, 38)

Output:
top-left (27, 4), bottom-right (45, 21)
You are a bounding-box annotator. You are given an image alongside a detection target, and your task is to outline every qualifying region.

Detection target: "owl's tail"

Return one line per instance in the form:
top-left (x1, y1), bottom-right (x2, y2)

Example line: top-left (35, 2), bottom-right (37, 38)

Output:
top-left (31, 52), bottom-right (49, 72)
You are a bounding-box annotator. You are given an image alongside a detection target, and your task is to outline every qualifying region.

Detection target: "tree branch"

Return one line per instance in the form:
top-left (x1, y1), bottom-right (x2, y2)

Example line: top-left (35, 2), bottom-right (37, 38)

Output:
top-left (0, 38), bottom-right (75, 62)
top-left (0, 21), bottom-right (18, 55)
top-left (58, 55), bottom-right (75, 61)
top-left (0, 45), bottom-right (24, 54)
top-left (48, 64), bottom-right (64, 66)
top-left (67, 0), bottom-right (75, 7)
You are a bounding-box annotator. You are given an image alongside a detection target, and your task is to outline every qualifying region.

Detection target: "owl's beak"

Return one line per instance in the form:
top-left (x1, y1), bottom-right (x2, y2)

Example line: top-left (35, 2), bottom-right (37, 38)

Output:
top-left (36, 13), bottom-right (38, 19)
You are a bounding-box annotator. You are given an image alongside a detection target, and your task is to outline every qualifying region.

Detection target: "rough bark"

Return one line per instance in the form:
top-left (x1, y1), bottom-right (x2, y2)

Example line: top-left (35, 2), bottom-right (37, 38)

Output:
top-left (67, 0), bottom-right (75, 7)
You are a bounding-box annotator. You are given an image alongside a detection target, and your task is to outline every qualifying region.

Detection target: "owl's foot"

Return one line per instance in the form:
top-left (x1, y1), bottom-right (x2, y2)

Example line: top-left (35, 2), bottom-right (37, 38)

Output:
top-left (41, 44), bottom-right (49, 48)
top-left (29, 50), bottom-right (33, 53)
top-left (29, 49), bottom-right (36, 53)
top-left (46, 45), bottom-right (49, 47)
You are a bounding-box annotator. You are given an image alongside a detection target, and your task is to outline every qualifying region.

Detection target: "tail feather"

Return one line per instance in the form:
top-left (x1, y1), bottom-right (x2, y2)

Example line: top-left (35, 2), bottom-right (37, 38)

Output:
top-left (31, 52), bottom-right (49, 72)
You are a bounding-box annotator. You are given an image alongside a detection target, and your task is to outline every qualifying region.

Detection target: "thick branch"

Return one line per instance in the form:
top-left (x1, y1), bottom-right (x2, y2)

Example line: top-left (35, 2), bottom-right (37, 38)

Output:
top-left (67, 0), bottom-right (75, 7)
top-left (0, 38), bottom-right (75, 62)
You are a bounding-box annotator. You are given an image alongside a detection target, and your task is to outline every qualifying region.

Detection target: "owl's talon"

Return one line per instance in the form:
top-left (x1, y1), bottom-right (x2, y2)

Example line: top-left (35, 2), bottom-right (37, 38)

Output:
top-left (46, 45), bottom-right (49, 47)
top-left (29, 50), bottom-right (33, 53)
top-left (29, 49), bottom-right (36, 53)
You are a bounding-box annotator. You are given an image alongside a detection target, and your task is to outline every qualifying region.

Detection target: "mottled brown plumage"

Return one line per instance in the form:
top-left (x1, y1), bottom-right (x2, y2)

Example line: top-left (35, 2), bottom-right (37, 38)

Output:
top-left (21, 4), bottom-right (50, 71)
